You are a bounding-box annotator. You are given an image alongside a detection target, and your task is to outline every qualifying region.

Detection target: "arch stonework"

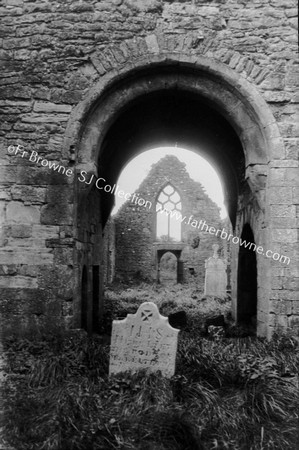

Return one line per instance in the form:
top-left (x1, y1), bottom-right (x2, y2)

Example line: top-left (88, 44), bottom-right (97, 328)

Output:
top-left (65, 50), bottom-right (284, 339)
top-left (64, 51), bottom-right (279, 163)
top-left (1, 3), bottom-right (297, 340)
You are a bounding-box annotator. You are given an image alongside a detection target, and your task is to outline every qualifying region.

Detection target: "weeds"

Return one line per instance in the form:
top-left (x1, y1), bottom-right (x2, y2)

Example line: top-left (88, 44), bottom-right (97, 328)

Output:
top-left (2, 285), bottom-right (299, 450)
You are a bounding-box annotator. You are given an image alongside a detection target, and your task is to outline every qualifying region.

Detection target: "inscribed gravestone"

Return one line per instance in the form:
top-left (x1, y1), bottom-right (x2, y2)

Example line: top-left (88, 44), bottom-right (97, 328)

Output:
top-left (204, 244), bottom-right (227, 297)
top-left (109, 302), bottom-right (179, 378)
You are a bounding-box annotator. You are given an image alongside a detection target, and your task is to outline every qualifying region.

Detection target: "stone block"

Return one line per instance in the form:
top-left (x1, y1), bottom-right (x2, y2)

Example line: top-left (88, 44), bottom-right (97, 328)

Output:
top-left (264, 91), bottom-right (292, 103)
top-left (10, 224), bottom-right (32, 238)
top-left (18, 265), bottom-right (39, 277)
top-left (288, 315), bottom-right (299, 330)
top-left (21, 113), bottom-right (69, 123)
top-left (285, 168), bottom-right (299, 186)
top-left (45, 299), bottom-right (62, 316)
top-left (272, 217), bottom-right (298, 228)
top-left (40, 203), bottom-right (73, 225)
top-left (33, 102), bottom-right (72, 113)
top-left (268, 187), bottom-right (292, 204)
top-left (0, 190), bottom-right (10, 200)
top-left (283, 278), bottom-right (299, 291)
top-left (269, 168), bottom-right (285, 186)
top-left (0, 166), bottom-right (16, 184)
top-left (53, 247), bottom-right (73, 265)
top-left (270, 313), bottom-right (289, 328)
top-left (6, 0), bottom-right (24, 6)
top-left (0, 288), bottom-right (51, 315)
top-left (269, 137), bottom-right (285, 159)
top-left (45, 238), bottom-right (73, 248)
top-left (11, 185), bottom-right (46, 204)
top-left (285, 264), bottom-right (299, 278)
top-left (270, 160), bottom-right (298, 168)
top-left (45, 185), bottom-right (73, 204)
top-left (17, 166), bottom-right (70, 186)
top-left (257, 320), bottom-right (268, 338)
top-left (145, 34), bottom-right (159, 54)
top-left (270, 205), bottom-right (296, 218)
top-left (0, 248), bottom-right (53, 265)
top-left (269, 299), bottom-right (292, 315)
top-left (6, 201), bottom-right (40, 224)
top-left (271, 290), bottom-right (299, 301)
top-left (0, 264), bottom-right (17, 275)
top-left (292, 187), bottom-right (299, 204)
top-left (0, 202), bottom-right (6, 224)
top-left (285, 139), bottom-right (298, 160)
top-left (271, 277), bottom-right (283, 289)
top-left (0, 275), bottom-right (37, 289)
top-left (32, 225), bottom-right (59, 239)
top-left (37, 265), bottom-right (73, 291)
top-left (271, 228), bottom-right (297, 243)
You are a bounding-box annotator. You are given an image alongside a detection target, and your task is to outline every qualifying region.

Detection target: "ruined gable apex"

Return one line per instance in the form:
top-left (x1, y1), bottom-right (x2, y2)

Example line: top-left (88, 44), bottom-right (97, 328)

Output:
top-left (116, 154), bottom-right (220, 216)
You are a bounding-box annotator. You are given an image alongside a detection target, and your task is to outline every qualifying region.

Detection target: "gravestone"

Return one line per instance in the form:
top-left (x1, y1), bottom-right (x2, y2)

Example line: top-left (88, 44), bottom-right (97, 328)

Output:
top-left (204, 244), bottom-right (227, 297)
top-left (109, 302), bottom-right (179, 378)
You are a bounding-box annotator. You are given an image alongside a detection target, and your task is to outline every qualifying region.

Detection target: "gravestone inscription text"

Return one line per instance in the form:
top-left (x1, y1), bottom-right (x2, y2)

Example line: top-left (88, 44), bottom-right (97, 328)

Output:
top-left (109, 302), bottom-right (179, 378)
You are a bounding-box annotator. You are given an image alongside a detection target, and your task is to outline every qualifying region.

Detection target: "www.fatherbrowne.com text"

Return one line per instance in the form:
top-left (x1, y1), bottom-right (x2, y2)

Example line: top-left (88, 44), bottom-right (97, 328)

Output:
top-left (156, 204), bottom-right (290, 266)
top-left (8, 145), bottom-right (291, 266)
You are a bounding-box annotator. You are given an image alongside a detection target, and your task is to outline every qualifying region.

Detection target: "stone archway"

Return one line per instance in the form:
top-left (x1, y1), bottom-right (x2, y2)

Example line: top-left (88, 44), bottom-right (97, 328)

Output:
top-left (65, 53), bottom-right (284, 338)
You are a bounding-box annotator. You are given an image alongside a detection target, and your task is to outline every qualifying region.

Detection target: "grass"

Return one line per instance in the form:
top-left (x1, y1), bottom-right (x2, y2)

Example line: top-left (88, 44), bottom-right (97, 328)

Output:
top-left (2, 283), bottom-right (299, 450)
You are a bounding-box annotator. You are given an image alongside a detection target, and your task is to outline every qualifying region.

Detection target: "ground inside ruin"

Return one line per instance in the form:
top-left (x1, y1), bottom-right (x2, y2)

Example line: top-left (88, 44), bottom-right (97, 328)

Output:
top-left (1, 283), bottom-right (299, 450)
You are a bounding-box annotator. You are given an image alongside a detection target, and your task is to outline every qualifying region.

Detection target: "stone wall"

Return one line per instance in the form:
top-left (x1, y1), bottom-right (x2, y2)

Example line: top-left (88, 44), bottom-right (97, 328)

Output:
top-left (0, 0), bottom-right (297, 338)
top-left (103, 217), bottom-right (115, 285)
top-left (108, 155), bottom-right (222, 285)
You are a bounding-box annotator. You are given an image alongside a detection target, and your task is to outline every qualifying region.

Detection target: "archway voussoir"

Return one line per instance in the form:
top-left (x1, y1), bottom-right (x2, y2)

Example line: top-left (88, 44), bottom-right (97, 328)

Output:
top-left (137, 37), bottom-right (152, 57)
top-left (228, 52), bottom-right (242, 70)
top-left (165, 34), bottom-right (179, 53)
top-left (122, 38), bottom-right (141, 60)
top-left (173, 35), bottom-right (186, 53)
top-left (109, 46), bottom-right (128, 65)
top-left (155, 32), bottom-right (168, 53)
top-left (90, 55), bottom-right (107, 76)
top-left (145, 34), bottom-right (160, 55)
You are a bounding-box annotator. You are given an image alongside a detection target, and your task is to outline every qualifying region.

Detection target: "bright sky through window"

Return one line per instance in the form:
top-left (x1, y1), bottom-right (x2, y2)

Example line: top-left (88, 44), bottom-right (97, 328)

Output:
top-left (156, 184), bottom-right (181, 241)
top-left (112, 147), bottom-right (227, 219)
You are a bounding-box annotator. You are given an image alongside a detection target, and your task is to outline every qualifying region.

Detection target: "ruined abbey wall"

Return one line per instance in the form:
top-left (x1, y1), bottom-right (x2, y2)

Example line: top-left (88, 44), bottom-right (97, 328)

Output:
top-left (106, 155), bottom-right (222, 284)
top-left (0, 0), bottom-right (298, 338)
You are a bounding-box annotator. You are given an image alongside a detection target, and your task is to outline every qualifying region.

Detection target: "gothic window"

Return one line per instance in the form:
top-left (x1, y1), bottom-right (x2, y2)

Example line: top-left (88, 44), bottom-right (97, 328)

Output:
top-left (156, 184), bottom-right (182, 241)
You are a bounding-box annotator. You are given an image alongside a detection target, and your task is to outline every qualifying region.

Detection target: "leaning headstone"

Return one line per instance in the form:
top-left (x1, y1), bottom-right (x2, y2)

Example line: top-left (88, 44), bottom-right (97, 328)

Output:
top-left (109, 302), bottom-right (179, 378)
top-left (204, 244), bottom-right (227, 297)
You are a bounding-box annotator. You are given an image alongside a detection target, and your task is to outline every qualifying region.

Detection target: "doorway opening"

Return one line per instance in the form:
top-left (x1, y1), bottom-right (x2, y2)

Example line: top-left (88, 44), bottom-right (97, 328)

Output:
top-left (159, 251), bottom-right (177, 284)
top-left (81, 266), bottom-right (88, 331)
top-left (237, 224), bottom-right (258, 329)
top-left (71, 58), bottom-right (272, 336)
top-left (92, 265), bottom-right (100, 332)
